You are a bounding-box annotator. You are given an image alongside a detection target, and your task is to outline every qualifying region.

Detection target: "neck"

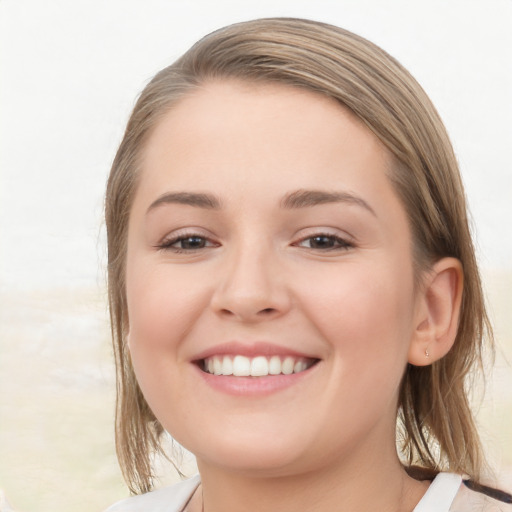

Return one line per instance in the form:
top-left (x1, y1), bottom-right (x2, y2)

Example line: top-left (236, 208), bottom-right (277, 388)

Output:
top-left (194, 438), bottom-right (428, 512)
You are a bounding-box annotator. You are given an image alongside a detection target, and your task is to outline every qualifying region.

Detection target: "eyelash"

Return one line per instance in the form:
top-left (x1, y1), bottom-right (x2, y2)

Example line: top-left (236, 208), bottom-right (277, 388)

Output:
top-left (156, 233), bottom-right (217, 253)
top-left (294, 233), bottom-right (353, 251)
top-left (157, 232), bottom-right (353, 253)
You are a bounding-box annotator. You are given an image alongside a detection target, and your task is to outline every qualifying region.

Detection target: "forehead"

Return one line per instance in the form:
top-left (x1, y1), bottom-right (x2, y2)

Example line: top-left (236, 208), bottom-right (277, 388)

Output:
top-left (138, 80), bottom-right (393, 202)
top-left (146, 79), bottom-right (370, 148)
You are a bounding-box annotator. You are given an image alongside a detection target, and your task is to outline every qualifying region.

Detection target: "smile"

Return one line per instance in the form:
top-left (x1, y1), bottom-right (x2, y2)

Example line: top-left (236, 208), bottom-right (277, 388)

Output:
top-left (201, 355), bottom-right (317, 377)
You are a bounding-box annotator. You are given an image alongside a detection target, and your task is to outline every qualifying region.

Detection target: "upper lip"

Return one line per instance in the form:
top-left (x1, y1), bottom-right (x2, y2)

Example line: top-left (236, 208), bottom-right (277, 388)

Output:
top-left (192, 341), bottom-right (319, 361)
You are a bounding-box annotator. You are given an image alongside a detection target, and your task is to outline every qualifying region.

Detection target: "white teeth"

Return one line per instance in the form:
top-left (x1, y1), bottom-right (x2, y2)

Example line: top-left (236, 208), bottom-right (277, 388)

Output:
top-left (269, 355), bottom-right (281, 375)
top-left (213, 356), bottom-right (223, 375)
top-left (233, 355), bottom-right (251, 376)
top-left (281, 356), bottom-right (295, 375)
top-left (203, 355), bottom-right (314, 377)
top-left (221, 356), bottom-right (233, 376)
top-left (294, 360), bottom-right (307, 373)
top-left (251, 356), bottom-right (269, 377)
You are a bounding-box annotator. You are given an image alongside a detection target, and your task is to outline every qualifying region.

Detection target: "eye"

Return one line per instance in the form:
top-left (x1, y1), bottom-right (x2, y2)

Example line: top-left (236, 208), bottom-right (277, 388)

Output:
top-left (295, 233), bottom-right (353, 251)
top-left (157, 233), bottom-right (217, 252)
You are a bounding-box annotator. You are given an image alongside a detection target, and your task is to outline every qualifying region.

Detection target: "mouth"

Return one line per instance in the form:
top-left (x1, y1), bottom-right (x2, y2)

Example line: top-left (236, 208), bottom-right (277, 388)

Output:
top-left (199, 355), bottom-right (319, 377)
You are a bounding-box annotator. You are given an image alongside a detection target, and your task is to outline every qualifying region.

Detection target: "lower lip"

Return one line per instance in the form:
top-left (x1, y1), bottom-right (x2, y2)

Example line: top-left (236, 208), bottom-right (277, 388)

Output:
top-left (194, 364), bottom-right (317, 397)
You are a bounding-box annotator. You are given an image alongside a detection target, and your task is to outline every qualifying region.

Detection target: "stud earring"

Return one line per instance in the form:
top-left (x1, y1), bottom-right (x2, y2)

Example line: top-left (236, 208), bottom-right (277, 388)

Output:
top-left (425, 347), bottom-right (430, 358)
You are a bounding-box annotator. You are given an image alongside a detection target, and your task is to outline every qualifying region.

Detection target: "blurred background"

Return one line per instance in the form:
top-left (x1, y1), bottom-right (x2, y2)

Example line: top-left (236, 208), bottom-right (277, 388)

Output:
top-left (0, 1), bottom-right (511, 511)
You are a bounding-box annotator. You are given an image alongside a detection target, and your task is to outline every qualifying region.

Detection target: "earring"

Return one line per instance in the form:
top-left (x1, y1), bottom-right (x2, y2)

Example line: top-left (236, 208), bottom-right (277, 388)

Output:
top-left (425, 347), bottom-right (430, 358)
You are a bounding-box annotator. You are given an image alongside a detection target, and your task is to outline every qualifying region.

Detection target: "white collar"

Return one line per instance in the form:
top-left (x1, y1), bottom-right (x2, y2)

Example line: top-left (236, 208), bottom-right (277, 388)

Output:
top-left (413, 473), bottom-right (463, 512)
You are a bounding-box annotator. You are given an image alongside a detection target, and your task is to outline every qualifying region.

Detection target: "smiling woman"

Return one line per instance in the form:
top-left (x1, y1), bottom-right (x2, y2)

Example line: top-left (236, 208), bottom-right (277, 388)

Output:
top-left (104, 18), bottom-right (511, 512)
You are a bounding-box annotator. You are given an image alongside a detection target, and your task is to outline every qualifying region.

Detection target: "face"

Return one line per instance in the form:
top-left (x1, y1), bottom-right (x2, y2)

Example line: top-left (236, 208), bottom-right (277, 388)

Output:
top-left (126, 81), bottom-right (422, 477)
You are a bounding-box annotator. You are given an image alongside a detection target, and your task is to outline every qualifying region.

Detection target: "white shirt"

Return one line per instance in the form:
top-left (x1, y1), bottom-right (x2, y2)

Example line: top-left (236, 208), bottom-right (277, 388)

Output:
top-left (105, 473), bottom-right (512, 512)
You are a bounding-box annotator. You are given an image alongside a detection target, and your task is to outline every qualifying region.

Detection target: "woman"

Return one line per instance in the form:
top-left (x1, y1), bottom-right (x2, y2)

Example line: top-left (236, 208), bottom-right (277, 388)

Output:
top-left (104, 18), bottom-right (511, 511)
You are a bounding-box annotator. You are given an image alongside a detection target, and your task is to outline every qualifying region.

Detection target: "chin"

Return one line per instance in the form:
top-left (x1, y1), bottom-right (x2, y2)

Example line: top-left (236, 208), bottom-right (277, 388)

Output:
top-left (183, 430), bottom-right (313, 476)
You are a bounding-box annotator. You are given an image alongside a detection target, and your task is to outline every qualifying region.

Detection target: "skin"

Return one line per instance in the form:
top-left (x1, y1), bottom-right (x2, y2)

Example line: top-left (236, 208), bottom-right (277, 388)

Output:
top-left (125, 81), bottom-right (461, 511)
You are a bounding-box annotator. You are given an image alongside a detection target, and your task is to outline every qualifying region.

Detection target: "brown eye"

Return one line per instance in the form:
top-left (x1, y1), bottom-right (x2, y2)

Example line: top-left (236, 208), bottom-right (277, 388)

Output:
top-left (308, 235), bottom-right (337, 249)
top-left (178, 236), bottom-right (207, 249)
top-left (297, 234), bottom-right (352, 250)
top-left (158, 234), bottom-right (217, 252)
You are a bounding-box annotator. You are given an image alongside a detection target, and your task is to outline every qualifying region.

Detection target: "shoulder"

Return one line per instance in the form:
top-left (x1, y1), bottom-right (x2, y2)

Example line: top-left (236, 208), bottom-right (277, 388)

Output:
top-left (104, 475), bottom-right (201, 512)
top-left (450, 479), bottom-right (512, 512)
top-left (414, 473), bottom-right (512, 512)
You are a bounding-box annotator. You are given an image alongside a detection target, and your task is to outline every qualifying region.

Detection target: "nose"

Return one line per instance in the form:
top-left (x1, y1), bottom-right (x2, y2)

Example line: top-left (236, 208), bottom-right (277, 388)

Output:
top-left (210, 243), bottom-right (291, 322)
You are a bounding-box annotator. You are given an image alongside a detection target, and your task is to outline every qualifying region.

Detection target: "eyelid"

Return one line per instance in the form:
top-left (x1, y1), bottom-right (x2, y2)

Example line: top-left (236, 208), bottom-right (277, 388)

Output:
top-left (292, 228), bottom-right (355, 250)
top-left (155, 228), bottom-right (219, 251)
top-left (154, 227), bottom-right (355, 252)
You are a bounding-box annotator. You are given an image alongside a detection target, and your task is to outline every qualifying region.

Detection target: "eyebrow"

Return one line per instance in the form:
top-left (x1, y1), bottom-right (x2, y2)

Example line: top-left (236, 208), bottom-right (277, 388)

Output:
top-left (281, 189), bottom-right (376, 216)
top-left (147, 192), bottom-right (222, 213)
top-left (146, 188), bottom-right (376, 216)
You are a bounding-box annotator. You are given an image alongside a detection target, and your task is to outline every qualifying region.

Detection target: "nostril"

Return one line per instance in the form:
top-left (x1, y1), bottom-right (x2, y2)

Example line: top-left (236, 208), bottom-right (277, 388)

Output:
top-left (259, 308), bottom-right (276, 315)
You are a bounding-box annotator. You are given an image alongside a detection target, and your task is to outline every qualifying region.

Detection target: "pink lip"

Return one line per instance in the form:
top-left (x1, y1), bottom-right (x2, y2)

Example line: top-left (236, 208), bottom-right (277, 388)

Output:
top-left (191, 341), bottom-right (317, 361)
top-left (190, 341), bottom-right (320, 397)
top-left (193, 363), bottom-right (318, 397)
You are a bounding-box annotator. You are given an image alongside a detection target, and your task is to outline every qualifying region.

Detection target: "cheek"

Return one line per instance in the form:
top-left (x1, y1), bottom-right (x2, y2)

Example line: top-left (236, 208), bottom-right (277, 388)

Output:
top-left (298, 260), bottom-right (416, 367)
top-left (127, 261), bottom-right (205, 346)
top-left (124, 260), bottom-right (211, 399)
top-left (306, 263), bottom-right (416, 423)
top-left (124, 262), bottom-right (213, 420)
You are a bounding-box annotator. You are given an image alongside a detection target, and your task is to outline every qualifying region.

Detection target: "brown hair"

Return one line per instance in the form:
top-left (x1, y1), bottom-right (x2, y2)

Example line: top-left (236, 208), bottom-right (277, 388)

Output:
top-left (106, 17), bottom-right (493, 494)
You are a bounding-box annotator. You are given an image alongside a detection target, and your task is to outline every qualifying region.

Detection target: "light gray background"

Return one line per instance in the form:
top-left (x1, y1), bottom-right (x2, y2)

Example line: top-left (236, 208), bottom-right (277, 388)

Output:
top-left (0, 1), bottom-right (511, 511)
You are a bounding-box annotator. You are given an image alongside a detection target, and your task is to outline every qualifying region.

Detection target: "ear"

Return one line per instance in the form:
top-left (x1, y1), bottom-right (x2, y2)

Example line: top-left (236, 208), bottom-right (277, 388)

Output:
top-left (408, 257), bottom-right (463, 366)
